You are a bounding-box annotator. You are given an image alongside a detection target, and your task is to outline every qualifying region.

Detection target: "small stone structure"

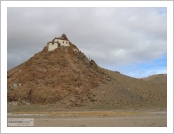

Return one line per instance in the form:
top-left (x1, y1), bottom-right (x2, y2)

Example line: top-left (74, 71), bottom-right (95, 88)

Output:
top-left (47, 34), bottom-right (70, 51)
top-left (8, 83), bottom-right (21, 91)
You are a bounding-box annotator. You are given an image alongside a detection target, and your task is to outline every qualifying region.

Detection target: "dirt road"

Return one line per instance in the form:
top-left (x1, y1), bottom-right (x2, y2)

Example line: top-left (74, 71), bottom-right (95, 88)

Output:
top-left (7, 110), bottom-right (167, 127)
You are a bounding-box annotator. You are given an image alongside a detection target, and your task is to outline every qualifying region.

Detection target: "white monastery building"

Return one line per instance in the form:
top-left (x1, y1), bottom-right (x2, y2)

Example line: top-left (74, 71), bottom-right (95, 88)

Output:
top-left (47, 34), bottom-right (70, 51)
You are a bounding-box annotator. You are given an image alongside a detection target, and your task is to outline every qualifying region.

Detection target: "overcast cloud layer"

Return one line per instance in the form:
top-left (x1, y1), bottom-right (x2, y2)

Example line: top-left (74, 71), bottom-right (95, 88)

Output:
top-left (7, 7), bottom-right (167, 78)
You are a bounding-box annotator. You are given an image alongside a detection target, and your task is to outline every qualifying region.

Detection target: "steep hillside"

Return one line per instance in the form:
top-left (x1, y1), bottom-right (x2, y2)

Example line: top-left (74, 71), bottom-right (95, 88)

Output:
top-left (7, 36), bottom-right (167, 109)
top-left (7, 43), bottom-right (112, 106)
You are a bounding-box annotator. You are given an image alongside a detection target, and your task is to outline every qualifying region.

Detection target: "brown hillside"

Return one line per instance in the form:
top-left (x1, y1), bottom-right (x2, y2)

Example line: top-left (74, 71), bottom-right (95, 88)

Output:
top-left (7, 35), bottom-right (167, 109)
top-left (7, 42), bottom-right (111, 105)
top-left (96, 69), bottom-right (167, 108)
top-left (142, 74), bottom-right (167, 85)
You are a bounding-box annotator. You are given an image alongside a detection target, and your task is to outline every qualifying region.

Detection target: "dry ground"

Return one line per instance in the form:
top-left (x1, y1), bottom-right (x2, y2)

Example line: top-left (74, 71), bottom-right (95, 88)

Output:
top-left (7, 108), bottom-right (166, 127)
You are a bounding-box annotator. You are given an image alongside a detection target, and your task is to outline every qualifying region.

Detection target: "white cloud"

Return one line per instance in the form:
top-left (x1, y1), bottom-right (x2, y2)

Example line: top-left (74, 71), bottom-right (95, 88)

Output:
top-left (7, 7), bottom-right (167, 77)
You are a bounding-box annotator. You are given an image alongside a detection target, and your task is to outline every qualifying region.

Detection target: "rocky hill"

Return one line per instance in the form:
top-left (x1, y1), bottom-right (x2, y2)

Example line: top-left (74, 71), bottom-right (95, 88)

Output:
top-left (7, 41), bottom-right (111, 106)
top-left (7, 35), bottom-right (167, 109)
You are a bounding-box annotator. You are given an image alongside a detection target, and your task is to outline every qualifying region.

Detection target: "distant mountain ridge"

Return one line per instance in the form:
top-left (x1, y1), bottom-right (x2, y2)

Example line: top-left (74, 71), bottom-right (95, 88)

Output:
top-left (142, 74), bottom-right (167, 84)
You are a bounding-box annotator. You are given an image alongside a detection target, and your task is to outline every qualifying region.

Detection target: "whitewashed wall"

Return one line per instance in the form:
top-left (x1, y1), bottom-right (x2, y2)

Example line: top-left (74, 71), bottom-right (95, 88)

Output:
top-left (47, 39), bottom-right (70, 51)
top-left (48, 43), bottom-right (58, 51)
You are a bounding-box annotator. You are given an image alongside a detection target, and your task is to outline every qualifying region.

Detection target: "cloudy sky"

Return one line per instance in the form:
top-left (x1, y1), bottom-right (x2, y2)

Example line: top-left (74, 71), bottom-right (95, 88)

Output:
top-left (7, 7), bottom-right (167, 78)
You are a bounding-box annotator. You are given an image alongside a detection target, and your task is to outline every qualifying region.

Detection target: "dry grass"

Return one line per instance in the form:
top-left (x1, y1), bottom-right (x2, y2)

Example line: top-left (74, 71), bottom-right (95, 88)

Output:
top-left (10, 110), bottom-right (144, 117)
